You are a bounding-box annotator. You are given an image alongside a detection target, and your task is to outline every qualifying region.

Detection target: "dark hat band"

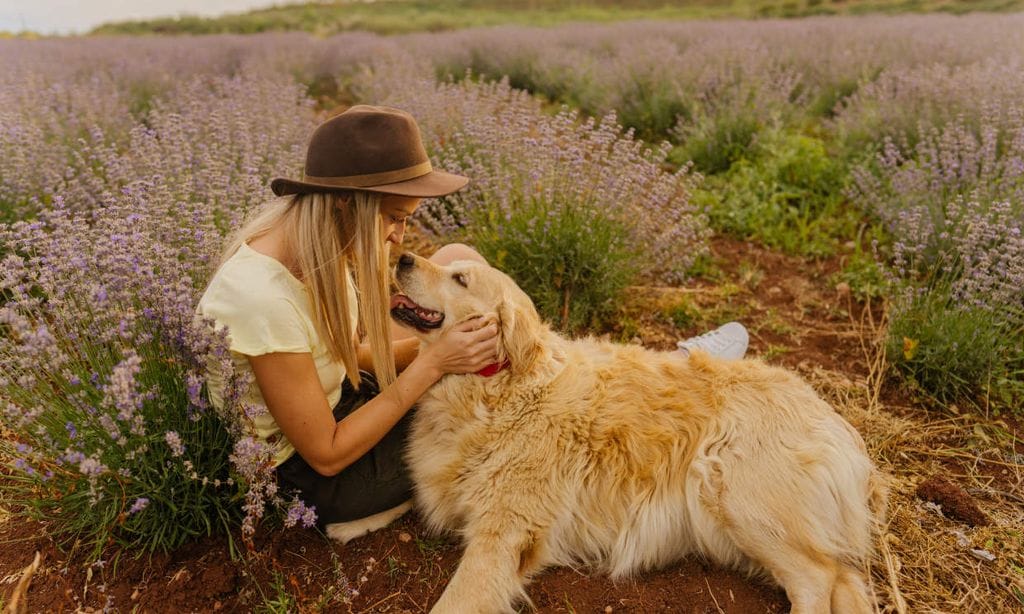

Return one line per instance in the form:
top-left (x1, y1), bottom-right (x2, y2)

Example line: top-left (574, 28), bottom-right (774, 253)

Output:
top-left (302, 161), bottom-right (432, 189)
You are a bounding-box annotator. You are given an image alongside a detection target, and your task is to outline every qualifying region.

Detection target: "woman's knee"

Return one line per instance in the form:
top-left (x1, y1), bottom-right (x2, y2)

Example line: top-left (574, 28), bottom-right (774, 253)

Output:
top-left (430, 243), bottom-right (488, 266)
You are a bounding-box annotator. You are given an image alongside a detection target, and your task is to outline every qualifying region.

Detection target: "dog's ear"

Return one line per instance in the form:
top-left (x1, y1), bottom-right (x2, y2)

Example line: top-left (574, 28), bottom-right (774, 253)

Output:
top-left (496, 296), bottom-right (542, 374)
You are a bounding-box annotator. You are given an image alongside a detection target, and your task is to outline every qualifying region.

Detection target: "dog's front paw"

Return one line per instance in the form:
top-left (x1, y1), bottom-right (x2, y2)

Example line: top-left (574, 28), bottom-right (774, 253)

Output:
top-left (325, 500), bottom-right (412, 544)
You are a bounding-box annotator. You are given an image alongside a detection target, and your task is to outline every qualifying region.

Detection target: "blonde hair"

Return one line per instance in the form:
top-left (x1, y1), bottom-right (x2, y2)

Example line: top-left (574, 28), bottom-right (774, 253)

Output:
top-left (215, 191), bottom-right (396, 390)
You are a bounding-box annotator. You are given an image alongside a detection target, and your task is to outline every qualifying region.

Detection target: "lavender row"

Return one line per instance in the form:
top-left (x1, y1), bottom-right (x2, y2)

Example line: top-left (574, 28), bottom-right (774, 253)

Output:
top-left (0, 31), bottom-right (711, 552)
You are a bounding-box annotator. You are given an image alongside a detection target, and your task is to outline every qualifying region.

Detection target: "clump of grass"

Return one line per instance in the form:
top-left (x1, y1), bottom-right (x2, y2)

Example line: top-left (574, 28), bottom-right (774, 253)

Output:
top-left (887, 285), bottom-right (1023, 412)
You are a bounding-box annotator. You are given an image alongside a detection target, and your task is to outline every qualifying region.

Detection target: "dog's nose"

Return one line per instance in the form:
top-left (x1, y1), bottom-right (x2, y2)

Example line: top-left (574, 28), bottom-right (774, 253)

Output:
top-left (398, 253), bottom-right (415, 269)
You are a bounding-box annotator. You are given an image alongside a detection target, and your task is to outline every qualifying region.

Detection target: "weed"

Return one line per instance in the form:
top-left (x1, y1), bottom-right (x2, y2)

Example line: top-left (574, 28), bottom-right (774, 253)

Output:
top-left (834, 238), bottom-right (888, 300)
top-left (808, 79), bottom-right (859, 119)
top-left (686, 252), bottom-right (725, 282)
top-left (386, 555), bottom-right (403, 578)
top-left (737, 260), bottom-right (765, 290)
top-left (664, 297), bottom-right (702, 331)
top-left (762, 308), bottom-right (796, 336)
top-left (254, 570), bottom-right (298, 614)
top-left (614, 314), bottom-right (643, 343)
top-left (415, 535), bottom-right (451, 558)
top-left (762, 344), bottom-right (792, 362)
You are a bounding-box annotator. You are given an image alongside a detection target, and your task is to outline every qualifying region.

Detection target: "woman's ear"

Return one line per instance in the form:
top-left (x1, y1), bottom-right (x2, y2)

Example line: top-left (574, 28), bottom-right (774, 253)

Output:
top-left (496, 297), bottom-right (541, 374)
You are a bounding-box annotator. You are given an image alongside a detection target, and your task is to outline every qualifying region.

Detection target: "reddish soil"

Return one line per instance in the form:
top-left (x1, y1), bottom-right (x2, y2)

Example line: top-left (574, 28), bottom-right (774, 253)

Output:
top-left (2, 237), bottom-right (1016, 613)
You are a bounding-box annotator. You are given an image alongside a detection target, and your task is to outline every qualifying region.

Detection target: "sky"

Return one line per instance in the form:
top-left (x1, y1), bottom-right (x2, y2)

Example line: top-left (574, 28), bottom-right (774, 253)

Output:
top-left (0, 0), bottom-right (307, 35)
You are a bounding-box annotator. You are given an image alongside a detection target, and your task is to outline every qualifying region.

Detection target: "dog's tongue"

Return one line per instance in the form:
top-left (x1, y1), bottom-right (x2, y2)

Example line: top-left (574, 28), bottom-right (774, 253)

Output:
top-left (390, 293), bottom-right (417, 310)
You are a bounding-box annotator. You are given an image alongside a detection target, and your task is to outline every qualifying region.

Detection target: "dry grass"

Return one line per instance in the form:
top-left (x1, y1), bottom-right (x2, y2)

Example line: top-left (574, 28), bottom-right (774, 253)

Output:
top-left (0, 425), bottom-right (14, 529)
top-left (803, 301), bottom-right (1024, 613)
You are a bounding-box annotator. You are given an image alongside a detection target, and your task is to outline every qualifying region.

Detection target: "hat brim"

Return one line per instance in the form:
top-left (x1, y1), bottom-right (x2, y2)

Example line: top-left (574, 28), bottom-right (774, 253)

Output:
top-left (270, 169), bottom-right (469, 198)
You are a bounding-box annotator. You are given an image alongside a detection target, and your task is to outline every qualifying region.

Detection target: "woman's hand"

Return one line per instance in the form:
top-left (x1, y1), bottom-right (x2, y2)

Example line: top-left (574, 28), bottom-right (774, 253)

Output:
top-left (417, 317), bottom-right (499, 378)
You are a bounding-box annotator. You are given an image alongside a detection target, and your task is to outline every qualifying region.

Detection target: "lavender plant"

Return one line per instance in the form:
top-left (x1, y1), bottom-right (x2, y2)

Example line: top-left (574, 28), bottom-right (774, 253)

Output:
top-left (1, 195), bottom-right (236, 557)
top-left (363, 69), bottom-right (708, 328)
top-left (0, 191), bottom-right (325, 558)
top-left (852, 117), bottom-right (1024, 410)
top-left (0, 50), bottom-right (320, 558)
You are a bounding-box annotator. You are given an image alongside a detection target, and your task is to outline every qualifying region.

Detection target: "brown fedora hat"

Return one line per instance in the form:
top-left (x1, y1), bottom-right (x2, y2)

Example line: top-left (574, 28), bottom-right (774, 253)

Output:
top-left (271, 105), bottom-right (468, 198)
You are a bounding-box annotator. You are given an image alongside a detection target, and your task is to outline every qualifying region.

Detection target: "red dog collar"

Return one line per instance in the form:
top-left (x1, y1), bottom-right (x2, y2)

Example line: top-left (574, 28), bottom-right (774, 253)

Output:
top-left (476, 360), bottom-right (511, 377)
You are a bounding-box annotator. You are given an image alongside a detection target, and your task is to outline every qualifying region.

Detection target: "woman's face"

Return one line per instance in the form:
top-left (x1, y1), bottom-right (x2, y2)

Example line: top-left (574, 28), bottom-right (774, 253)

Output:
top-left (379, 194), bottom-right (422, 246)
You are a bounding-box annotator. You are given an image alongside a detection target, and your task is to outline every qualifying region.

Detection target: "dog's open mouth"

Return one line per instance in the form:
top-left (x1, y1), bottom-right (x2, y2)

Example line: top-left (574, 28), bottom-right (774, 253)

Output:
top-left (390, 293), bottom-right (445, 331)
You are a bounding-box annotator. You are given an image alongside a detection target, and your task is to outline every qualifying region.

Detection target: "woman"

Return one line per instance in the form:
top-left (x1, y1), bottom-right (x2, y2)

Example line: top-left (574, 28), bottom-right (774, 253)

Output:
top-left (199, 105), bottom-right (748, 538)
top-left (199, 105), bottom-right (499, 534)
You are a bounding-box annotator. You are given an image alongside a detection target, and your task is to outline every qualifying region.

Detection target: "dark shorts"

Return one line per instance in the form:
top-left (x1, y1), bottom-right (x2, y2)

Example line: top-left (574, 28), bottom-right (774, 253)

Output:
top-left (275, 372), bottom-right (414, 527)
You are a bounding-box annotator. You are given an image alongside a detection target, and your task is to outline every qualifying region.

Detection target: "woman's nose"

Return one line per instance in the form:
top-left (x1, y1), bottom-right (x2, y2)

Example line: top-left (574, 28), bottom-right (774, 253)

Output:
top-left (389, 224), bottom-right (406, 245)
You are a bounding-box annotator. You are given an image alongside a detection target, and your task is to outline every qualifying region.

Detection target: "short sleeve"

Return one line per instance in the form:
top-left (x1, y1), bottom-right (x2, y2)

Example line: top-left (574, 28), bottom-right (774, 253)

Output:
top-left (199, 273), bottom-right (314, 357)
top-left (218, 295), bottom-right (312, 356)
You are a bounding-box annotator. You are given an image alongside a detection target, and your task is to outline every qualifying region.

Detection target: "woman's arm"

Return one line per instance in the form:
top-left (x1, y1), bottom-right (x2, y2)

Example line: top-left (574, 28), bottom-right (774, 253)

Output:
top-left (249, 318), bottom-right (497, 476)
top-left (356, 337), bottom-right (420, 373)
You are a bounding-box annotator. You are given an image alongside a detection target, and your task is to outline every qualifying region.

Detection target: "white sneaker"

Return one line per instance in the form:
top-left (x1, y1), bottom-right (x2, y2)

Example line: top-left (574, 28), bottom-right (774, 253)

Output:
top-left (676, 322), bottom-right (749, 360)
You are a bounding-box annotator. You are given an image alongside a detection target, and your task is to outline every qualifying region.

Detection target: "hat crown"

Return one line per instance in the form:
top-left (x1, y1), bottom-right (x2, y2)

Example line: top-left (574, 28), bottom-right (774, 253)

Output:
top-left (269, 104), bottom-right (468, 198)
top-left (303, 105), bottom-right (429, 179)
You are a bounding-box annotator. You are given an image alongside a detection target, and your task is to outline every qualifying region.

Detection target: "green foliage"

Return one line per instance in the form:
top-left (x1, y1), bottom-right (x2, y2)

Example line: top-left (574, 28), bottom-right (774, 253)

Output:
top-left (695, 130), bottom-right (857, 256)
top-left (670, 111), bottom-right (761, 175)
top-left (469, 196), bottom-right (639, 332)
top-left (831, 223), bottom-right (889, 299)
top-left (808, 78), bottom-right (860, 119)
top-left (836, 249), bottom-right (888, 300)
top-left (887, 287), bottom-right (1024, 412)
top-left (664, 296), bottom-right (702, 331)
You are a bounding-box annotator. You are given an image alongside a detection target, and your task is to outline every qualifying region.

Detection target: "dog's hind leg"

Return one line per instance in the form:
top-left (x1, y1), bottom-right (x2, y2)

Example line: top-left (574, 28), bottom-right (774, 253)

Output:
top-left (756, 552), bottom-right (872, 614)
top-left (831, 566), bottom-right (874, 614)
top-left (750, 548), bottom-right (838, 614)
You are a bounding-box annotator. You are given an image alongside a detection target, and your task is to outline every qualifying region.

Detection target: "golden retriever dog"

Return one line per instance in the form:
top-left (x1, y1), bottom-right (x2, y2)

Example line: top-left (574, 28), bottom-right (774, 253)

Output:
top-left (390, 253), bottom-right (887, 614)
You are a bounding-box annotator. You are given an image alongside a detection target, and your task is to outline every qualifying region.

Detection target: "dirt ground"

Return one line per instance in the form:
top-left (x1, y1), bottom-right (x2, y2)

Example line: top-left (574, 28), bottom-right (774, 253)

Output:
top-left (2, 237), bottom-right (1022, 613)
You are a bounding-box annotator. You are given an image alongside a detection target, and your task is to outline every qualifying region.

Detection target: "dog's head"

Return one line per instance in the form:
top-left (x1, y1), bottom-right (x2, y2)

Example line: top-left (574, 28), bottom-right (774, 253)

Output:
top-left (391, 253), bottom-right (543, 374)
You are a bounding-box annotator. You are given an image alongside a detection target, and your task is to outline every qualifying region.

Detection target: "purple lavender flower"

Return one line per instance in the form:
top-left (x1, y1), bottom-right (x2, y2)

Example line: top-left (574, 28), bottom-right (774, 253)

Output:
top-left (128, 498), bottom-right (150, 514)
top-left (164, 431), bottom-right (185, 457)
top-left (283, 497), bottom-right (318, 529)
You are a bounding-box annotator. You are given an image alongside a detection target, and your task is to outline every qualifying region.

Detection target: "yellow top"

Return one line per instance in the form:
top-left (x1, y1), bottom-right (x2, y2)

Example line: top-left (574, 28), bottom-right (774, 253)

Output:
top-left (197, 243), bottom-right (357, 467)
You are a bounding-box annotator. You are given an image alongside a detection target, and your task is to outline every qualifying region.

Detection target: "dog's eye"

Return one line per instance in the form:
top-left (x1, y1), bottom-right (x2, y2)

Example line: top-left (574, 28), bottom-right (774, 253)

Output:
top-left (452, 273), bottom-right (468, 288)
